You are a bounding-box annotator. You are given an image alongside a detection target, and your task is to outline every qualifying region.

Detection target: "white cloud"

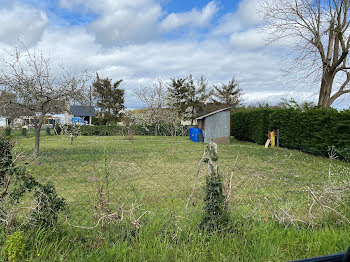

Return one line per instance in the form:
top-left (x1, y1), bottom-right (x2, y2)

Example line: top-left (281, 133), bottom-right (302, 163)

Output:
top-left (31, 25), bottom-right (290, 107)
top-left (229, 28), bottom-right (265, 49)
top-left (0, 0), bottom-right (347, 109)
top-left (212, 0), bottom-right (262, 36)
top-left (35, 27), bottom-right (100, 71)
top-left (88, 4), bottom-right (162, 45)
top-left (0, 4), bottom-right (48, 45)
top-left (236, 0), bottom-right (262, 26)
top-left (159, 1), bottom-right (218, 32)
top-left (59, 0), bottom-right (218, 44)
top-left (59, 0), bottom-right (163, 45)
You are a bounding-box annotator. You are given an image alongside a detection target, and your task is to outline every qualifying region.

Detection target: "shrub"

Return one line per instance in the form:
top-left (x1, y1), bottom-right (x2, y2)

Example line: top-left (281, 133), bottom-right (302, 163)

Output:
top-left (30, 182), bottom-right (66, 228)
top-left (5, 230), bottom-right (25, 262)
top-left (55, 123), bottom-right (62, 135)
top-left (92, 116), bottom-right (109, 126)
top-left (0, 135), bottom-right (65, 231)
top-left (21, 128), bottom-right (27, 137)
top-left (80, 125), bottom-right (123, 136)
top-left (200, 143), bottom-right (229, 232)
top-left (230, 108), bottom-right (350, 157)
top-left (333, 147), bottom-right (350, 162)
top-left (230, 108), bottom-right (271, 144)
top-left (46, 127), bottom-right (51, 135)
top-left (79, 124), bottom-right (190, 137)
top-left (0, 135), bottom-right (39, 230)
top-left (4, 127), bottom-right (11, 136)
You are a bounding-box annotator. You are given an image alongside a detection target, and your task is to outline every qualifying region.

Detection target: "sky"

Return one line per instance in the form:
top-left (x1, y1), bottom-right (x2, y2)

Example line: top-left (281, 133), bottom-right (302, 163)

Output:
top-left (0, 0), bottom-right (349, 109)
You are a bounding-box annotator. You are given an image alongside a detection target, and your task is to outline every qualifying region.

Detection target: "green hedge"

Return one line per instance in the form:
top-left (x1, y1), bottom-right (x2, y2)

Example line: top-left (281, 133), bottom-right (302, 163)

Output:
top-left (80, 125), bottom-right (124, 136)
top-left (80, 124), bottom-right (190, 137)
top-left (231, 108), bottom-right (350, 157)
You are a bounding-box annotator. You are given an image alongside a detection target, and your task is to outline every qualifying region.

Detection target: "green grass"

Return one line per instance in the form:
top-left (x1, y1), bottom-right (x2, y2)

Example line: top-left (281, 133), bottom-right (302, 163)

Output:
top-left (1, 135), bottom-right (350, 261)
top-left (1, 216), bottom-right (350, 262)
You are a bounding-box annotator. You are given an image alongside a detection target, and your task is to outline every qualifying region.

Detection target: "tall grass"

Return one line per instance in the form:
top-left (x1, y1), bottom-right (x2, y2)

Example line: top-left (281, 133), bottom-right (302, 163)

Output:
top-left (0, 135), bottom-right (349, 261)
top-left (1, 214), bottom-right (349, 262)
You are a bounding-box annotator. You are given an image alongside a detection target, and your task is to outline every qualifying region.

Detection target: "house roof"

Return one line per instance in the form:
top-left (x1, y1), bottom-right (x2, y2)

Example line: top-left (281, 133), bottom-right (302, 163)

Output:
top-left (195, 107), bottom-right (231, 120)
top-left (70, 105), bottom-right (95, 117)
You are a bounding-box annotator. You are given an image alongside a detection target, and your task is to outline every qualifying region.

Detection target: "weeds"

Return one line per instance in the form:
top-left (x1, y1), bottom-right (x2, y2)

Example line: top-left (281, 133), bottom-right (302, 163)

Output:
top-left (200, 142), bottom-right (230, 232)
top-left (1, 135), bottom-right (66, 232)
top-left (30, 182), bottom-right (66, 229)
top-left (5, 230), bottom-right (25, 262)
top-left (2, 136), bottom-right (349, 261)
top-left (61, 124), bottom-right (80, 144)
top-left (21, 128), bottom-right (27, 137)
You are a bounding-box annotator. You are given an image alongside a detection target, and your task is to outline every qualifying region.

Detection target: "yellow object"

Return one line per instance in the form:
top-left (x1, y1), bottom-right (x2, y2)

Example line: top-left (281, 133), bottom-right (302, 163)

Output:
top-left (271, 131), bottom-right (275, 148)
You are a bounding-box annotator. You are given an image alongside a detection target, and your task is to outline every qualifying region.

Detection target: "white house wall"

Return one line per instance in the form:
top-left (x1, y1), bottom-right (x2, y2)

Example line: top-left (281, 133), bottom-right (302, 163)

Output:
top-left (0, 117), bottom-right (6, 127)
top-left (51, 114), bottom-right (65, 124)
top-left (64, 112), bottom-right (73, 124)
top-left (203, 111), bottom-right (230, 143)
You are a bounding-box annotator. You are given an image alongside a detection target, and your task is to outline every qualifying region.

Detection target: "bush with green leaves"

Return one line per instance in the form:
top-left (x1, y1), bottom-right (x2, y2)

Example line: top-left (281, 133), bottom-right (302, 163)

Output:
top-left (333, 147), bottom-right (350, 162)
top-left (230, 108), bottom-right (270, 144)
top-left (30, 182), bottom-right (66, 228)
top-left (80, 125), bottom-right (123, 136)
top-left (1, 135), bottom-right (39, 230)
top-left (79, 124), bottom-right (189, 137)
top-left (21, 128), bottom-right (27, 137)
top-left (231, 108), bottom-right (350, 157)
top-left (200, 143), bottom-right (229, 232)
top-left (55, 123), bottom-right (62, 135)
top-left (0, 135), bottom-right (38, 204)
top-left (61, 124), bottom-right (80, 144)
top-left (46, 127), bottom-right (51, 135)
top-left (5, 230), bottom-right (25, 262)
top-left (4, 127), bottom-right (12, 136)
top-left (0, 135), bottom-right (66, 230)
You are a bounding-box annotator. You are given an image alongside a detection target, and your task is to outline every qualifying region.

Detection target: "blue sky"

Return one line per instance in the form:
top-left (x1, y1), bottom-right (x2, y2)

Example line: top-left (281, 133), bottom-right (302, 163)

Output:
top-left (160, 0), bottom-right (238, 19)
top-left (18, 0), bottom-right (239, 27)
top-left (0, 0), bottom-right (349, 109)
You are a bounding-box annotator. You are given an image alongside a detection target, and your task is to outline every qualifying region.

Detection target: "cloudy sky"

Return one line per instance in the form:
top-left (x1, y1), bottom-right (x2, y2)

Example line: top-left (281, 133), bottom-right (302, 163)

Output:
top-left (0, 0), bottom-right (349, 109)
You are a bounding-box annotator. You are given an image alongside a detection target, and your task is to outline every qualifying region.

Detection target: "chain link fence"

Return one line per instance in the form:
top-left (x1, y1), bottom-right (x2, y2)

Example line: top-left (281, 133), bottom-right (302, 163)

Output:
top-left (9, 140), bottom-right (350, 229)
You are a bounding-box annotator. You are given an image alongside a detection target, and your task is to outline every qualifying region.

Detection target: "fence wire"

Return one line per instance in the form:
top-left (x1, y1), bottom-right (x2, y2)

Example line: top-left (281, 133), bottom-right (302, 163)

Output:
top-left (12, 142), bottom-right (350, 228)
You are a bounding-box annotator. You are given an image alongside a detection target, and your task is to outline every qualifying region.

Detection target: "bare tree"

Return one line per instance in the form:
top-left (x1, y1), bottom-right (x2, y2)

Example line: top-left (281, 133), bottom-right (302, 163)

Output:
top-left (0, 90), bottom-right (27, 126)
top-left (135, 79), bottom-right (167, 136)
top-left (0, 45), bottom-right (88, 156)
top-left (262, 0), bottom-right (350, 107)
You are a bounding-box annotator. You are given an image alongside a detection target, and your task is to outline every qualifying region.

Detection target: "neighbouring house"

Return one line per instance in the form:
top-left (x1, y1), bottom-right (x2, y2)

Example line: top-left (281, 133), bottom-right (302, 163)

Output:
top-left (66, 105), bottom-right (95, 125)
top-left (196, 107), bottom-right (231, 144)
top-left (0, 114), bottom-right (62, 128)
top-left (0, 105), bottom-right (96, 128)
top-left (0, 117), bottom-right (24, 128)
top-left (0, 117), bottom-right (7, 127)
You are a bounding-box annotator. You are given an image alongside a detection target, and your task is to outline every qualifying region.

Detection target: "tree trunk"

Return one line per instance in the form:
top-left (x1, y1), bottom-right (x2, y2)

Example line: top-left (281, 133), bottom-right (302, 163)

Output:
top-left (34, 118), bottom-right (43, 157)
top-left (155, 122), bottom-right (158, 136)
top-left (318, 70), bottom-right (334, 107)
top-left (191, 106), bottom-right (195, 126)
top-left (34, 126), bottom-right (40, 157)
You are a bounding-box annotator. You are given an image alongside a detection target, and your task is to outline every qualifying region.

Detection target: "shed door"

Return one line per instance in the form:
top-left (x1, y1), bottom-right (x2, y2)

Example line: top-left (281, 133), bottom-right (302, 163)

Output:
top-left (198, 119), bottom-right (205, 130)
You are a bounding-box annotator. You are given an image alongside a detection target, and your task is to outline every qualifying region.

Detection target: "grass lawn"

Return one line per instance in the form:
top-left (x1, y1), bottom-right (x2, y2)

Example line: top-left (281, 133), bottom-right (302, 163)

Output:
top-left (1, 134), bottom-right (350, 261)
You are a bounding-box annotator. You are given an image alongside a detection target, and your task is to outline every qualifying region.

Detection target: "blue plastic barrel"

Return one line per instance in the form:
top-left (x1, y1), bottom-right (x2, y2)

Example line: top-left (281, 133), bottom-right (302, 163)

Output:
top-left (189, 128), bottom-right (202, 142)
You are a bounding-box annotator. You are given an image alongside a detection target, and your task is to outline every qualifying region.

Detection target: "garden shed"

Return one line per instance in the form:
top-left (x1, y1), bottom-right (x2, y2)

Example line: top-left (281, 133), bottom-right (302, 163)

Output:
top-left (196, 107), bottom-right (231, 144)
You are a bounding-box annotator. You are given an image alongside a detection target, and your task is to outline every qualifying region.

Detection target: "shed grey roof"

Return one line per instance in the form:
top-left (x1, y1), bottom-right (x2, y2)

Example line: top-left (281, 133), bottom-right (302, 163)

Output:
top-left (70, 105), bottom-right (95, 117)
top-left (195, 107), bottom-right (231, 120)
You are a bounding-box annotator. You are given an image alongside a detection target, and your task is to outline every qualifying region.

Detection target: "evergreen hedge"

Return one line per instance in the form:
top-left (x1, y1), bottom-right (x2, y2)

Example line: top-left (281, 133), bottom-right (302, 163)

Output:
top-left (230, 108), bottom-right (350, 157)
top-left (80, 125), bottom-right (124, 136)
top-left (80, 124), bottom-right (190, 137)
